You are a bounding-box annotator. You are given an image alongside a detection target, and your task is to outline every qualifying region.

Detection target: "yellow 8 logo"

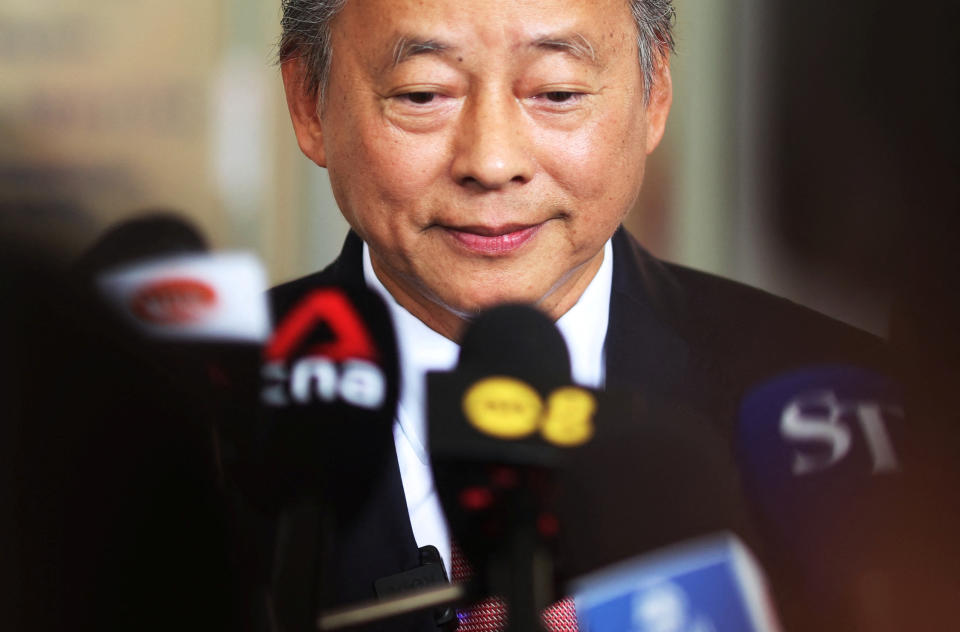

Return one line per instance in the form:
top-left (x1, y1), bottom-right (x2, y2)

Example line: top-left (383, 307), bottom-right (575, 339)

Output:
top-left (540, 386), bottom-right (596, 446)
top-left (462, 377), bottom-right (543, 439)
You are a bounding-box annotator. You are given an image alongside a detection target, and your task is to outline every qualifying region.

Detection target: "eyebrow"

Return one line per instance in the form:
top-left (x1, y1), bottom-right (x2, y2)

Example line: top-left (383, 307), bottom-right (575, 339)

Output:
top-left (389, 31), bottom-right (602, 68)
top-left (391, 36), bottom-right (455, 66)
top-left (530, 32), bottom-right (600, 67)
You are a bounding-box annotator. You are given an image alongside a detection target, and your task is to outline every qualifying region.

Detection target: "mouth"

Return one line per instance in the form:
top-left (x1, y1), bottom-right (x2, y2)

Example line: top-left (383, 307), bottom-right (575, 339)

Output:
top-left (442, 223), bottom-right (543, 256)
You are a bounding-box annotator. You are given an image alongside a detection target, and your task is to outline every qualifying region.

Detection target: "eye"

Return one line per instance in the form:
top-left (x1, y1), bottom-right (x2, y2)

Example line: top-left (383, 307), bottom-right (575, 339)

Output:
top-left (531, 90), bottom-right (586, 109)
top-left (399, 91), bottom-right (437, 104)
top-left (543, 91), bottom-right (578, 103)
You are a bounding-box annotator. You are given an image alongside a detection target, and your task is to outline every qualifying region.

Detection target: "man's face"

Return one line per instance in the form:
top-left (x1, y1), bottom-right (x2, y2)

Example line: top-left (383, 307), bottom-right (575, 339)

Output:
top-left (284, 0), bottom-right (671, 338)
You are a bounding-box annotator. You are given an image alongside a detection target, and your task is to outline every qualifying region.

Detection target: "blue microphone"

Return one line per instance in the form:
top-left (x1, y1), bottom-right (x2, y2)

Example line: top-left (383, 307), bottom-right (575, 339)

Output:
top-left (571, 534), bottom-right (783, 632)
top-left (738, 365), bottom-right (903, 482)
top-left (736, 365), bottom-right (908, 628)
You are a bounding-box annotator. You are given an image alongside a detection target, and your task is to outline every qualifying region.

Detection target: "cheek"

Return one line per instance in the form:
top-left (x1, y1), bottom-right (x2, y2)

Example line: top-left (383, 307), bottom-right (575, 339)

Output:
top-left (327, 127), bottom-right (451, 240)
top-left (357, 126), bottom-right (450, 203)
top-left (538, 108), bottom-right (648, 206)
top-left (324, 94), bottom-right (449, 206)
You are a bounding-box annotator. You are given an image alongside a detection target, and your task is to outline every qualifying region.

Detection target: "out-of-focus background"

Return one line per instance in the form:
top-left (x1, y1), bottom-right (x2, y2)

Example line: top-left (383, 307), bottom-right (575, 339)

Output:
top-left (1, 0), bottom-right (956, 336)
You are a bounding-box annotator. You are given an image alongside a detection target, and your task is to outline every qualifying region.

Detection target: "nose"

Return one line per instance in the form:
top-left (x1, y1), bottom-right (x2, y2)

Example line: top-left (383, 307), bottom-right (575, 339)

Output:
top-left (451, 91), bottom-right (535, 189)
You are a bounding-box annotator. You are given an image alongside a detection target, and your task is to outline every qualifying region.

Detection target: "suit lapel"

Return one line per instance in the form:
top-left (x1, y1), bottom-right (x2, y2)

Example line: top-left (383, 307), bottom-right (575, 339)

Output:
top-left (604, 227), bottom-right (690, 400)
top-left (320, 444), bottom-right (429, 629)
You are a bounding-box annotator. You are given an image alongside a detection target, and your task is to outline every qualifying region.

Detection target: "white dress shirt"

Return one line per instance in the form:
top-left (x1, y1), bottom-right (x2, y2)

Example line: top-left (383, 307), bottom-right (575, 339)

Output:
top-left (362, 240), bottom-right (613, 574)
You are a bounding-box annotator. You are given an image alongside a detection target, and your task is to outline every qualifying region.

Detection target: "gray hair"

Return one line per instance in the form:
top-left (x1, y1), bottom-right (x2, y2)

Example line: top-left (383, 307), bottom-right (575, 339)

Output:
top-left (278, 0), bottom-right (675, 104)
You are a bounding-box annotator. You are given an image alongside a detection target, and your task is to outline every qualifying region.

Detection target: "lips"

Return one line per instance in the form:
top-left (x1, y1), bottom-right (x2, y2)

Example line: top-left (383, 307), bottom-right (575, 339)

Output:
top-left (444, 223), bottom-right (543, 255)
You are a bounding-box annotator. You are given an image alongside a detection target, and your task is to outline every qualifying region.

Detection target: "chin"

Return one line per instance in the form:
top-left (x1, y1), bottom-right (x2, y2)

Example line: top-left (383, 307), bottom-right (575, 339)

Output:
top-left (435, 286), bottom-right (549, 320)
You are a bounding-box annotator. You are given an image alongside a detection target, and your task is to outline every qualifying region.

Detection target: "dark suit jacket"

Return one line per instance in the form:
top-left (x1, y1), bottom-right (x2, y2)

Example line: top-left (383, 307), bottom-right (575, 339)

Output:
top-left (270, 226), bottom-right (885, 631)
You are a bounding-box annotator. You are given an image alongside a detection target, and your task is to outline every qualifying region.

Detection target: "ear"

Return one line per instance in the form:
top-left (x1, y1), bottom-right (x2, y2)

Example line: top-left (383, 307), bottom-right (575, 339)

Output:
top-left (281, 58), bottom-right (327, 167)
top-left (644, 56), bottom-right (673, 154)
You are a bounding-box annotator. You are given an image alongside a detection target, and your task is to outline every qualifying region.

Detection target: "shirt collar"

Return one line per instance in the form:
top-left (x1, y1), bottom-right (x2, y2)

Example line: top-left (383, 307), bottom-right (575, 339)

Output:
top-left (556, 239), bottom-right (613, 390)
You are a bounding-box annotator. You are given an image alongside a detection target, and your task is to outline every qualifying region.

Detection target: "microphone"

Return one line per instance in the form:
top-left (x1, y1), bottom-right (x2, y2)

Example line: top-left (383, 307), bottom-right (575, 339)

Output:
top-left (571, 534), bottom-right (782, 632)
top-left (4, 213), bottom-right (251, 630)
top-left (554, 395), bottom-right (759, 582)
top-left (73, 210), bottom-right (209, 281)
top-left (81, 213), bottom-right (272, 493)
top-left (78, 212), bottom-right (270, 389)
top-left (550, 387), bottom-right (781, 631)
top-left (258, 282), bottom-right (400, 632)
top-left (94, 248), bottom-right (270, 344)
top-left (735, 364), bottom-right (917, 630)
top-left (258, 282), bottom-right (399, 508)
top-left (428, 304), bottom-right (601, 632)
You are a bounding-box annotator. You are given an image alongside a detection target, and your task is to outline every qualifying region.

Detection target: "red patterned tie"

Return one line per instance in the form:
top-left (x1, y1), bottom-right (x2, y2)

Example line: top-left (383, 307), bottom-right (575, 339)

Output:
top-left (451, 543), bottom-right (578, 632)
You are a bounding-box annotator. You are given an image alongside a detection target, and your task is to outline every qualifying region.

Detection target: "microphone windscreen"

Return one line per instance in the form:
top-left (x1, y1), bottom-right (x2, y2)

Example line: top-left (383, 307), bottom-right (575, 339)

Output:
top-left (429, 303), bottom-right (586, 467)
top-left (95, 250), bottom-right (271, 344)
top-left (74, 211), bottom-right (208, 279)
top-left (736, 366), bottom-right (907, 584)
top-left (458, 303), bottom-right (571, 392)
top-left (556, 394), bottom-right (756, 582)
top-left (257, 283), bottom-right (400, 513)
top-left (76, 214), bottom-right (271, 476)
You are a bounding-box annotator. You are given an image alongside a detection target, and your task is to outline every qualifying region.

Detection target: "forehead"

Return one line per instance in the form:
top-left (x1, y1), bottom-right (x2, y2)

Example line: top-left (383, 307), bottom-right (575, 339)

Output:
top-left (331, 0), bottom-right (637, 63)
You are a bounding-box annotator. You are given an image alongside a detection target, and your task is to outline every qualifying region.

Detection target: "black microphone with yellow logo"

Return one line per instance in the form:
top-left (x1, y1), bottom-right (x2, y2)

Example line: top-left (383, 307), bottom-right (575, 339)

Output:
top-left (427, 303), bottom-right (598, 632)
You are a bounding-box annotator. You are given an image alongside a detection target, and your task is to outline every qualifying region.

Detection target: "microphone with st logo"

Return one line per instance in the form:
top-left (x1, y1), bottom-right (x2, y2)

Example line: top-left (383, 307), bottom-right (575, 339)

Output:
top-left (428, 303), bottom-right (600, 632)
top-left (734, 365), bottom-right (930, 630)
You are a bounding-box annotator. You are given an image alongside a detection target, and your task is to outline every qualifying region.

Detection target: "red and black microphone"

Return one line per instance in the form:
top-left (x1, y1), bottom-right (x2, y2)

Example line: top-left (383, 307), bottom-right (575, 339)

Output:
top-left (256, 284), bottom-right (399, 510)
top-left (258, 282), bottom-right (400, 632)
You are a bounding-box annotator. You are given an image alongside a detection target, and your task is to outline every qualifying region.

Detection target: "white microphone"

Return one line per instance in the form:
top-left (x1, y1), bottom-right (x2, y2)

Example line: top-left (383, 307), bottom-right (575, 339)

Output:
top-left (96, 250), bottom-right (270, 344)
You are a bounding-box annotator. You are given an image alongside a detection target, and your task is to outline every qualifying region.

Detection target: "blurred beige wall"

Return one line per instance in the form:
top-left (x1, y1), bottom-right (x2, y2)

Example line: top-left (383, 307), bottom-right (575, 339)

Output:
top-left (2, 2), bottom-right (223, 251)
top-left (0, 0), bottom-right (347, 282)
top-left (626, 0), bottom-right (737, 275)
top-left (0, 0), bottom-right (888, 332)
